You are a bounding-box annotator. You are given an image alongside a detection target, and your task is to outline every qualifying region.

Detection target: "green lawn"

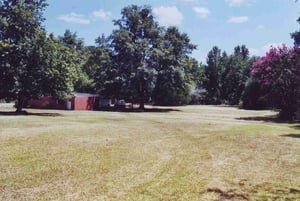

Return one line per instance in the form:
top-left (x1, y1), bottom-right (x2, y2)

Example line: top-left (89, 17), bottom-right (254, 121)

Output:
top-left (0, 105), bottom-right (299, 200)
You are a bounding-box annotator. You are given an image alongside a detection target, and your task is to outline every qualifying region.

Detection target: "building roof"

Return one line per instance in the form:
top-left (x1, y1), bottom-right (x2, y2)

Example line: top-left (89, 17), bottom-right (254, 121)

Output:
top-left (74, 93), bottom-right (99, 97)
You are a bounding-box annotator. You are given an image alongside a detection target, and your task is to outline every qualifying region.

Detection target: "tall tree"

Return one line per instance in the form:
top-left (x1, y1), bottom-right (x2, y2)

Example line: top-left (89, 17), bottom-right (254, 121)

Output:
top-left (110, 5), bottom-right (160, 109)
top-left (152, 27), bottom-right (196, 105)
top-left (88, 35), bottom-right (116, 97)
top-left (0, 0), bottom-right (47, 111)
top-left (204, 46), bottom-right (222, 104)
top-left (0, 0), bottom-right (77, 111)
top-left (59, 30), bottom-right (94, 93)
top-left (221, 45), bottom-right (251, 105)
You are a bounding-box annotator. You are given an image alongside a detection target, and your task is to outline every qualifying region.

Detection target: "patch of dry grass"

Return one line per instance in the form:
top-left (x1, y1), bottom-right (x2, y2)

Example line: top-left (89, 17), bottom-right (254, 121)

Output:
top-left (0, 105), bottom-right (300, 200)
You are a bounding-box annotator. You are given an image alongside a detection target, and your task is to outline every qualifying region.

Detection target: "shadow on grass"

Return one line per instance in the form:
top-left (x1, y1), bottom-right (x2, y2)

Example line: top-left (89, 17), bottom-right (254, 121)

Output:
top-left (98, 107), bottom-right (181, 113)
top-left (0, 111), bottom-right (62, 117)
top-left (291, 125), bottom-right (300, 130)
top-left (281, 134), bottom-right (300, 139)
top-left (236, 115), bottom-right (300, 124)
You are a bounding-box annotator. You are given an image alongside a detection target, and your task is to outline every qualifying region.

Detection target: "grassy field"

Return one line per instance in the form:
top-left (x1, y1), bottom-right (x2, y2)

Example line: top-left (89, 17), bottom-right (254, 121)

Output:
top-left (0, 105), bottom-right (299, 200)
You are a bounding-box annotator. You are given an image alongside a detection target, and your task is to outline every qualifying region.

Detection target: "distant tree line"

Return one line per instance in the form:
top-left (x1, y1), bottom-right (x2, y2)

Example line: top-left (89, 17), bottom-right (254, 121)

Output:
top-left (1, 0), bottom-right (299, 119)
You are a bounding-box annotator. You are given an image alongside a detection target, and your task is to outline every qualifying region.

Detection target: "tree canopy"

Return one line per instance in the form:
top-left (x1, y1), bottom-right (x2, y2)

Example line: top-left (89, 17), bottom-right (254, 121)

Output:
top-left (251, 45), bottom-right (300, 119)
top-left (0, 0), bottom-right (78, 111)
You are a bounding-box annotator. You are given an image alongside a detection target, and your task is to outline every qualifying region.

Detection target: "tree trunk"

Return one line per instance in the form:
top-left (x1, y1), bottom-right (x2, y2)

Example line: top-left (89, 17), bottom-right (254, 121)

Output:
top-left (139, 101), bottom-right (145, 110)
top-left (279, 107), bottom-right (295, 120)
top-left (139, 81), bottom-right (145, 110)
top-left (15, 96), bottom-right (25, 113)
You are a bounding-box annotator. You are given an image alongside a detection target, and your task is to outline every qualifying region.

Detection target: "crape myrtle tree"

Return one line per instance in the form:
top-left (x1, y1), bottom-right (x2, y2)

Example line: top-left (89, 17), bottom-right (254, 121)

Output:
top-left (251, 45), bottom-right (300, 119)
top-left (0, 0), bottom-right (78, 112)
top-left (109, 5), bottom-right (161, 109)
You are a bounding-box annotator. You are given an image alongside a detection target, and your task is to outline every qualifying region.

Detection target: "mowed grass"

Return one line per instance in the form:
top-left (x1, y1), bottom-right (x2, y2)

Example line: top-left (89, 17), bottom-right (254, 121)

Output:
top-left (0, 105), bottom-right (300, 200)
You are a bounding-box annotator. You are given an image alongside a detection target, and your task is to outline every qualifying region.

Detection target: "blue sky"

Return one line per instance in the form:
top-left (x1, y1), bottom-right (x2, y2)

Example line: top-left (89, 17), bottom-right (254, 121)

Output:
top-left (44, 0), bottom-right (300, 63)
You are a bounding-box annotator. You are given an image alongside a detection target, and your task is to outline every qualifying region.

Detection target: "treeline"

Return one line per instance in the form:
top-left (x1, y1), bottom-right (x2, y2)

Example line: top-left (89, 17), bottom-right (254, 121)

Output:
top-left (1, 1), bottom-right (299, 119)
top-left (198, 45), bottom-right (255, 105)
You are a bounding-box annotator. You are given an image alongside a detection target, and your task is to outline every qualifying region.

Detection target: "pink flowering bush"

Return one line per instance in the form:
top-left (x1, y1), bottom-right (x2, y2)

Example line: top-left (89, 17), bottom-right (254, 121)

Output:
top-left (251, 45), bottom-right (300, 119)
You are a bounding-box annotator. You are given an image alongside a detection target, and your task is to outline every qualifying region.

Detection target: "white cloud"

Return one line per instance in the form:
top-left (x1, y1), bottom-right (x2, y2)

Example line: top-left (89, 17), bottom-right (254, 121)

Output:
top-left (257, 25), bottom-right (264, 29)
top-left (225, 0), bottom-right (246, 7)
top-left (262, 43), bottom-right (282, 52)
top-left (193, 7), bottom-right (210, 19)
top-left (249, 48), bottom-right (260, 56)
top-left (58, 12), bottom-right (90, 24)
top-left (92, 9), bottom-right (112, 20)
top-left (227, 16), bottom-right (248, 23)
top-left (153, 6), bottom-right (184, 26)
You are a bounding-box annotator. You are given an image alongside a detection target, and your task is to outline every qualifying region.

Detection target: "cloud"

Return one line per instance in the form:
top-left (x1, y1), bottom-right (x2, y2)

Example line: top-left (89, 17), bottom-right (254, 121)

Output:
top-left (58, 12), bottom-right (90, 24)
top-left (249, 48), bottom-right (260, 56)
top-left (92, 9), bottom-right (112, 20)
top-left (257, 25), bottom-right (264, 29)
top-left (227, 16), bottom-right (248, 23)
top-left (225, 0), bottom-right (246, 7)
top-left (153, 6), bottom-right (184, 26)
top-left (193, 7), bottom-right (210, 19)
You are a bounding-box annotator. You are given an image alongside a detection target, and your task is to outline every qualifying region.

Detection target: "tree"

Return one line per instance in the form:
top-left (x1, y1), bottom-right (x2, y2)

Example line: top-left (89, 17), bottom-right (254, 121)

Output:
top-left (59, 29), bottom-right (84, 50)
top-left (203, 46), bottom-right (222, 104)
top-left (291, 17), bottom-right (300, 46)
top-left (242, 78), bottom-right (268, 110)
top-left (59, 30), bottom-right (94, 93)
top-left (0, 0), bottom-right (77, 112)
top-left (88, 35), bottom-right (116, 97)
top-left (109, 5), bottom-right (160, 109)
top-left (220, 45), bottom-right (252, 105)
top-left (0, 0), bottom-right (47, 111)
top-left (251, 45), bottom-right (300, 119)
top-left (152, 27), bottom-right (196, 105)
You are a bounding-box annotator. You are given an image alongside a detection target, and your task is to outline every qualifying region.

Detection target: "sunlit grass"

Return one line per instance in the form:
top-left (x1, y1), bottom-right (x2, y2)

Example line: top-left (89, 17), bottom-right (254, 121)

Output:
top-left (0, 105), bottom-right (299, 200)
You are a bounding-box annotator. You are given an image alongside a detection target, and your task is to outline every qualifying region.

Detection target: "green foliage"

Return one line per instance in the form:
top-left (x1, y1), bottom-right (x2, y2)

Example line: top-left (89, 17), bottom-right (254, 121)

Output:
top-left (0, 1), bottom-right (78, 111)
top-left (95, 5), bottom-right (198, 108)
top-left (59, 30), bottom-right (94, 93)
top-left (152, 27), bottom-right (197, 106)
top-left (291, 17), bottom-right (300, 46)
top-left (220, 45), bottom-right (252, 105)
top-left (203, 45), bottom-right (253, 105)
top-left (87, 38), bottom-right (115, 97)
top-left (203, 46), bottom-right (222, 104)
top-left (242, 78), bottom-right (268, 109)
top-left (108, 5), bottom-right (161, 109)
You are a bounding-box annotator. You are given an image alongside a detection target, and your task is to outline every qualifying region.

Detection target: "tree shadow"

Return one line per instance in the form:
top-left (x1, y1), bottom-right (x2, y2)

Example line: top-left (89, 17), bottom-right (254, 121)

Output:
top-left (281, 134), bottom-right (300, 139)
top-left (291, 125), bottom-right (300, 130)
top-left (98, 107), bottom-right (181, 113)
top-left (236, 115), bottom-right (300, 124)
top-left (0, 111), bottom-right (62, 117)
